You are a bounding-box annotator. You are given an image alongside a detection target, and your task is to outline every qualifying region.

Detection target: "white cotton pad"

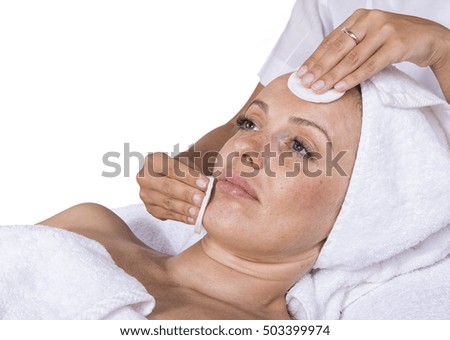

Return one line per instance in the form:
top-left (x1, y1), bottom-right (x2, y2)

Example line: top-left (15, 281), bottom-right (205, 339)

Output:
top-left (194, 176), bottom-right (215, 234)
top-left (287, 72), bottom-right (345, 103)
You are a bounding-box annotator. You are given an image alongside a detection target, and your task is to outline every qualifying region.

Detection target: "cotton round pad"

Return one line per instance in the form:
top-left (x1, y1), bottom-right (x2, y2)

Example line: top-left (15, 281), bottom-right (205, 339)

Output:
top-left (287, 72), bottom-right (345, 103)
top-left (194, 176), bottom-right (215, 234)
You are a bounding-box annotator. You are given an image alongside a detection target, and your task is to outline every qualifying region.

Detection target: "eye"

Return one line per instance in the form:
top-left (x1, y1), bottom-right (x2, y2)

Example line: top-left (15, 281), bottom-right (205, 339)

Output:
top-left (236, 115), bottom-right (259, 131)
top-left (292, 138), bottom-right (311, 158)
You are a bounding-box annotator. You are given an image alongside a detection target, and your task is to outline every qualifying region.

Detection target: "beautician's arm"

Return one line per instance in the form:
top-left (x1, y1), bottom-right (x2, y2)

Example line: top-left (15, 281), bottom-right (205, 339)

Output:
top-left (137, 83), bottom-right (264, 224)
top-left (296, 9), bottom-right (450, 102)
top-left (431, 56), bottom-right (450, 102)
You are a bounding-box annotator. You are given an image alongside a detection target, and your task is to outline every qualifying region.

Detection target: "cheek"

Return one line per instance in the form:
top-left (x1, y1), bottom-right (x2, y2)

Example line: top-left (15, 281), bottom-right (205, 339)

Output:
top-left (264, 176), bottom-right (343, 247)
top-left (202, 160), bottom-right (349, 258)
top-left (270, 175), bottom-right (329, 212)
top-left (268, 150), bottom-right (350, 215)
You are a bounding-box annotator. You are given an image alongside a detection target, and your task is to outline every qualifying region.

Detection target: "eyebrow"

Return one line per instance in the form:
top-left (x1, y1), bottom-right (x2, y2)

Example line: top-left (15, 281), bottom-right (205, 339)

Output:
top-left (248, 99), bottom-right (269, 114)
top-left (248, 99), bottom-right (331, 141)
top-left (288, 116), bottom-right (331, 141)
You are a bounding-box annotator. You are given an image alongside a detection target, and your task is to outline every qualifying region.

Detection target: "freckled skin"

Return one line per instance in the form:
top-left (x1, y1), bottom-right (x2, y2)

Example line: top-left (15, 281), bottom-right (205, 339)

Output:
top-left (204, 74), bottom-right (362, 261)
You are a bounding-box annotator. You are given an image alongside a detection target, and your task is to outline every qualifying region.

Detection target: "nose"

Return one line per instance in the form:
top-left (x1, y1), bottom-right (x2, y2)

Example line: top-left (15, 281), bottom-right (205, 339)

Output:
top-left (232, 133), bottom-right (265, 173)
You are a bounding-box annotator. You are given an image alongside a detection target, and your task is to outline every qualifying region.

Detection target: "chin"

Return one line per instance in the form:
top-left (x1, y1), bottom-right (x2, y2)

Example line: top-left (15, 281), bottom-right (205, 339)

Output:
top-left (202, 198), bottom-right (251, 238)
top-left (203, 199), bottom-right (232, 229)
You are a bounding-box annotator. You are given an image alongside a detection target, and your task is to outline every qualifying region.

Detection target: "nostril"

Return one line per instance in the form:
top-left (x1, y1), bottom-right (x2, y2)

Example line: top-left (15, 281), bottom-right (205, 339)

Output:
top-left (241, 152), bottom-right (260, 169)
top-left (243, 154), bottom-right (252, 165)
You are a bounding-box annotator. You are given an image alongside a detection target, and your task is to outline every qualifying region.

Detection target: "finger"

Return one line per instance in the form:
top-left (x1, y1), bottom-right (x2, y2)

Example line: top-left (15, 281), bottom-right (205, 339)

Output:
top-left (297, 9), bottom-right (369, 84)
top-left (146, 204), bottom-right (195, 225)
top-left (145, 189), bottom-right (200, 221)
top-left (146, 152), bottom-right (209, 191)
top-left (333, 45), bottom-right (393, 91)
top-left (301, 30), bottom-right (365, 88)
top-left (140, 152), bottom-right (166, 176)
top-left (168, 157), bottom-right (210, 191)
top-left (311, 34), bottom-right (384, 93)
top-left (303, 20), bottom-right (357, 64)
top-left (142, 176), bottom-right (205, 208)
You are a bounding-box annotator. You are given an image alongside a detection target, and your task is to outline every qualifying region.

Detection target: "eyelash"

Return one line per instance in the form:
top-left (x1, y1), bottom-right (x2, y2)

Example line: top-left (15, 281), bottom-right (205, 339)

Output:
top-left (235, 115), bottom-right (312, 158)
top-left (236, 115), bottom-right (258, 131)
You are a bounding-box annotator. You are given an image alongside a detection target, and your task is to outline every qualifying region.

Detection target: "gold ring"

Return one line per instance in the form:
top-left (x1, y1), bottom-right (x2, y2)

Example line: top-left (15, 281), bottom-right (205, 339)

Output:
top-left (341, 27), bottom-right (360, 45)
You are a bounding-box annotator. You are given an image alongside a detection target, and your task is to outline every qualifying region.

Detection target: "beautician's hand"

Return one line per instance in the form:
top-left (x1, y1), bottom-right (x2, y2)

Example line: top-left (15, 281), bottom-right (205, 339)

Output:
top-left (137, 152), bottom-right (209, 224)
top-left (297, 9), bottom-right (450, 95)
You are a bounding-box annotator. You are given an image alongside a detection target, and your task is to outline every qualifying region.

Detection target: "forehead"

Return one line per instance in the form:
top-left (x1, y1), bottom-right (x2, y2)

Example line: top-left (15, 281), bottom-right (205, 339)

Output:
top-left (256, 74), bottom-right (362, 148)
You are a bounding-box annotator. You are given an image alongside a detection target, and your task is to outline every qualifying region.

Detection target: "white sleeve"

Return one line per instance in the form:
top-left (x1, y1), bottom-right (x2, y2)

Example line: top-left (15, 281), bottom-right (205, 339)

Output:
top-left (258, 0), bottom-right (328, 86)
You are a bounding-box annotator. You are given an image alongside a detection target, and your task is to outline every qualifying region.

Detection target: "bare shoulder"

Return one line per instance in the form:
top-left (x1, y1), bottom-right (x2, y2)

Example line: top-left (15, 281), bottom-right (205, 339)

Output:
top-left (38, 202), bottom-right (145, 246)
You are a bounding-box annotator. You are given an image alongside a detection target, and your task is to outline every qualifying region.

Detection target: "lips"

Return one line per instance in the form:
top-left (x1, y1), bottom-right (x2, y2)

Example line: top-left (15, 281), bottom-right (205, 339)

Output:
top-left (216, 174), bottom-right (259, 201)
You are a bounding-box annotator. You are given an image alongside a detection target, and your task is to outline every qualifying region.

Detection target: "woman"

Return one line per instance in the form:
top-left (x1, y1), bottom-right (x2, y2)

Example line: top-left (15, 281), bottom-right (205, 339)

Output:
top-left (39, 74), bottom-right (362, 319)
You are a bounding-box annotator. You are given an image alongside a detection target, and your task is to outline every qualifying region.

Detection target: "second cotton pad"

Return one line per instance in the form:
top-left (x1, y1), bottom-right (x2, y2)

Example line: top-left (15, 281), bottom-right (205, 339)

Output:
top-left (287, 72), bottom-right (345, 103)
top-left (194, 176), bottom-right (215, 234)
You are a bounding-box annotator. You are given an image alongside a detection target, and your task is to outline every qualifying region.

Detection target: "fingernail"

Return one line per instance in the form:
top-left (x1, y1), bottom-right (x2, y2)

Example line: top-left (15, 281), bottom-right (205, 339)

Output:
top-left (196, 178), bottom-right (207, 189)
top-left (188, 207), bottom-right (197, 217)
top-left (334, 80), bottom-right (347, 91)
top-left (311, 80), bottom-right (325, 91)
top-left (297, 65), bottom-right (308, 77)
top-left (302, 73), bottom-right (314, 84)
top-left (193, 193), bottom-right (202, 205)
top-left (187, 217), bottom-right (194, 224)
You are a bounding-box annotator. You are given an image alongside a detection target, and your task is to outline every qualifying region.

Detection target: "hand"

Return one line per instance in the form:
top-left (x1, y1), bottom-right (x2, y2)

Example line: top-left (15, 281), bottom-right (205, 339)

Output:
top-left (297, 9), bottom-right (450, 94)
top-left (137, 152), bottom-right (209, 224)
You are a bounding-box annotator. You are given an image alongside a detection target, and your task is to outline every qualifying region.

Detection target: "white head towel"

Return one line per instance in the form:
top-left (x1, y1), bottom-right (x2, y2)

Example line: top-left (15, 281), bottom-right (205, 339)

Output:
top-left (286, 66), bottom-right (450, 319)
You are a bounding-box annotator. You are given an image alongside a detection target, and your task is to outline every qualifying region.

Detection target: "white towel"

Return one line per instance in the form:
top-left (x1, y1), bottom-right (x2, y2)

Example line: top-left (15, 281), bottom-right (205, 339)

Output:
top-left (0, 225), bottom-right (154, 320)
top-left (341, 256), bottom-right (450, 319)
top-left (286, 66), bottom-right (450, 319)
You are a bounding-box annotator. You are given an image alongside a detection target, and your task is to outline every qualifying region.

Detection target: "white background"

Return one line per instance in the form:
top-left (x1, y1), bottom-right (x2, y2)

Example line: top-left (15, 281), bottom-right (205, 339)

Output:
top-left (0, 0), bottom-right (295, 224)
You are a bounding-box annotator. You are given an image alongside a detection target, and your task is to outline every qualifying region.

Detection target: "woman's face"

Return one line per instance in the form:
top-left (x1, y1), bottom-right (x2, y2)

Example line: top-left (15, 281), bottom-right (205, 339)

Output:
top-left (203, 74), bottom-right (362, 262)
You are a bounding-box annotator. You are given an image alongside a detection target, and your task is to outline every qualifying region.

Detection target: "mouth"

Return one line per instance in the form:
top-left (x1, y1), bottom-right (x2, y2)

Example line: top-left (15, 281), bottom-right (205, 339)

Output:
top-left (216, 174), bottom-right (259, 201)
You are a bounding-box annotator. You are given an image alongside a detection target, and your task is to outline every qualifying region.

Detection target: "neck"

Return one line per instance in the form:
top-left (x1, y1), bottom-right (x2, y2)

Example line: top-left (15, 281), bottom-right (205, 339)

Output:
top-left (165, 235), bottom-right (320, 315)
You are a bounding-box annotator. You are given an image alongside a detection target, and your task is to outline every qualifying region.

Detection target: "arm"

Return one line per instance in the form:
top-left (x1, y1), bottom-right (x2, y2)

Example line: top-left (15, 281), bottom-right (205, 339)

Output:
top-left (296, 9), bottom-right (450, 103)
top-left (137, 83), bottom-right (265, 224)
top-left (431, 45), bottom-right (450, 102)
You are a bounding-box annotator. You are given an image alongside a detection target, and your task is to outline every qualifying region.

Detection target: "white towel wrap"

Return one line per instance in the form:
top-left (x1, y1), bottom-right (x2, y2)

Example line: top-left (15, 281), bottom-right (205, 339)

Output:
top-left (0, 225), bottom-right (155, 319)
